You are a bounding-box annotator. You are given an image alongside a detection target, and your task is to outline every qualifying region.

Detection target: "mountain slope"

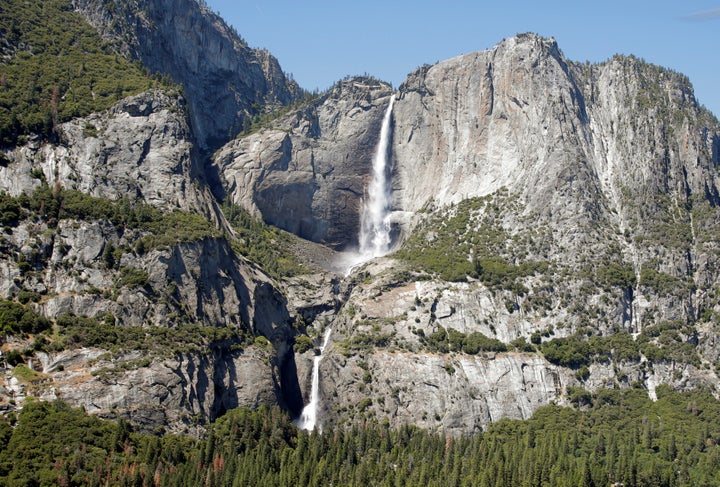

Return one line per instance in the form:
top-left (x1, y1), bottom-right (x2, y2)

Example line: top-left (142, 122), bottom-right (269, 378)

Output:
top-left (2, 0), bottom-right (720, 438)
top-left (223, 33), bottom-right (720, 433)
top-left (0, 0), bottom-right (170, 146)
top-left (0, 0), bottom-right (305, 434)
top-left (72, 0), bottom-right (303, 152)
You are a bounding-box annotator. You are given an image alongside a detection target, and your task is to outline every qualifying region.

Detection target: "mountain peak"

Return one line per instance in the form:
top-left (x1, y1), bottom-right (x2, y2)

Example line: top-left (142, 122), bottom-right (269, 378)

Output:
top-left (73, 0), bottom-right (303, 152)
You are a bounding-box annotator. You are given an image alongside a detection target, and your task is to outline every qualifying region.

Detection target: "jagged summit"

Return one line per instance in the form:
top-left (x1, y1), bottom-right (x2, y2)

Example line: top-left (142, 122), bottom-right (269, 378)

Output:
top-left (72, 0), bottom-right (303, 152)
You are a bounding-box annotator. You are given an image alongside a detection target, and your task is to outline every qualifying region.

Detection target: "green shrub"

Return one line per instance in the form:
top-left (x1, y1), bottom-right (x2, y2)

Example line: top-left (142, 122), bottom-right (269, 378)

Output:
top-left (0, 192), bottom-right (22, 226)
top-left (462, 331), bottom-right (507, 354)
top-left (540, 336), bottom-right (591, 369)
top-left (510, 337), bottom-right (535, 352)
top-left (8, 185), bottom-right (220, 252)
top-left (293, 335), bottom-right (314, 354)
top-left (567, 386), bottom-right (592, 406)
top-left (55, 312), bottom-right (252, 356)
top-left (397, 192), bottom-right (548, 288)
top-left (420, 326), bottom-right (507, 354)
top-left (594, 262), bottom-right (636, 290)
top-left (639, 265), bottom-right (688, 295)
top-left (118, 266), bottom-right (149, 289)
top-left (4, 349), bottom-right (24, 367)
top-left (221, 202), bottom-right (304, 278)
top-left (0, 298), bottom-right (51, 335)
top-left (540, 330), bottom-right (644, 369)
top-left (16, 289), bottom-right (41, 304)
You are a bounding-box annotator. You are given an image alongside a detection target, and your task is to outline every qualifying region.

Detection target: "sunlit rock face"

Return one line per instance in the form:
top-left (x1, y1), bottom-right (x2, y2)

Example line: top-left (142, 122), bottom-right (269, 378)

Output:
top-left (73, 0), bottom-right (302, 152)
top-left (242, 33), bottom-right (720, 433)
top-left (3, 23), bottom-right (720, 437)
top-left (215, 78), bottom-right (394, 249)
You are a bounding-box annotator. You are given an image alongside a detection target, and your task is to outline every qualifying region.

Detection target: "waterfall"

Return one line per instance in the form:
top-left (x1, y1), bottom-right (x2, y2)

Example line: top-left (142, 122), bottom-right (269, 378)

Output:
top-left (295, 328), bottom-right (332, 431)
top-left (359, 94), bottom-right (396, 257)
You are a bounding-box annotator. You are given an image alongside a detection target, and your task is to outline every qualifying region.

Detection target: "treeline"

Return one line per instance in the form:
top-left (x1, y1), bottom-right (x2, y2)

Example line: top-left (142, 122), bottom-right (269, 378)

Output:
top-left (538, 324), bottom-right (701, 372)
top-left (0, 0), bottom-right (173, 146)
top-left (1, 387), bottom-right (719, 486)
top-left (415, 326), bottom-right (508, 354)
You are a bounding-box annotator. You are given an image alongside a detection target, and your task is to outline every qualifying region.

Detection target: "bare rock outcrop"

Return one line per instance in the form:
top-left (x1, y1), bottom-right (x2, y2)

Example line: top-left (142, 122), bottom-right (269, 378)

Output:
top-left (321, 348), bottom-right (568, 435)
top-left (1, 346), bottom-right (277, 436)
top-left (215, 78), bottom-right (394, 249)
top-left (1, 90), bottom-right (214, 215)
top-left (72, 0), bottom-right (302, 151)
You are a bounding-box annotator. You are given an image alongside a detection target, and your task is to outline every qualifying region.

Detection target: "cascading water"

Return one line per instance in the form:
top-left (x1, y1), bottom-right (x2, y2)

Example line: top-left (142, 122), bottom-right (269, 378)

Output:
top-left (359, 94), bottom-right (396, 258)
top-left (295, 328), bottom-right (332, 431)
top-left (300, 95), bottom-right (395, 429)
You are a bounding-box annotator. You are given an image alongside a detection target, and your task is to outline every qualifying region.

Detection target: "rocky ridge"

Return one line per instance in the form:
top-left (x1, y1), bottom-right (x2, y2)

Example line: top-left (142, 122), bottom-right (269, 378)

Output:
top-left (71, 0), bottom-right (303, 152)
top-left (0, 89), bottom-right (301, 434)
top-left (1, 90), bottom-right (212, 214)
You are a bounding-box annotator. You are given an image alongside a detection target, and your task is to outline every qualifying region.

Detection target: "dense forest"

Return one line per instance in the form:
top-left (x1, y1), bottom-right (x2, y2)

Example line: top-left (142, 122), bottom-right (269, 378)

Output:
top-left (0, 387), bottom-right (719, 486)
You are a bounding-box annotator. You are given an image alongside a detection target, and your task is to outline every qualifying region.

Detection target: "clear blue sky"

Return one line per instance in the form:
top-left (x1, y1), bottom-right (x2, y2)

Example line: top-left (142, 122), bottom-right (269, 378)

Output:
top-left (206, 1), bottom-right (719, 116)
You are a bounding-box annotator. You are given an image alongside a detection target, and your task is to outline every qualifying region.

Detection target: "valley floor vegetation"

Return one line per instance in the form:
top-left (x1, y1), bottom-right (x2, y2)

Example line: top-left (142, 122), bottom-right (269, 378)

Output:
top-left (0, 387), bottom-right (719, 486)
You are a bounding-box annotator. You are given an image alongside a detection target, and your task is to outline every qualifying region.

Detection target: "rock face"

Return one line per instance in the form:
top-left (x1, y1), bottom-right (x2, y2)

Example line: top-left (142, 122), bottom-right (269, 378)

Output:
top-left (27, 346), bottom-right (278, 436)
top-left (284, 257), bottom-right (714, 433)
top-left (0, 212), bottom-right (298, 433)
top-left (227, 34), bottom-right (720, 433)
top-left (72, 0), bottom-right (302, 152)
top-left (393, 34), bottom-right (719, 245)
top-left (322, 348), bottom-right (568, 435)
top-left (215, 78), bottom-right (394, 249)
top-left (0, 2), bottom-right (304, 435)
top-left (390, 34), bottom-right (720, 329)
top-left (0, 88), bottom-right (299, 433)
top-left (3, 18), bottom-right (720, 438)
top-left (1, 90), bottom-right (216, 215)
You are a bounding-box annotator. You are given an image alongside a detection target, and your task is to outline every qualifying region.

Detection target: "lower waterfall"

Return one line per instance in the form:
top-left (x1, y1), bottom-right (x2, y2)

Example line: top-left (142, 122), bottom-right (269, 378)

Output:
top-left (295, 327), bottom-right (332, 431)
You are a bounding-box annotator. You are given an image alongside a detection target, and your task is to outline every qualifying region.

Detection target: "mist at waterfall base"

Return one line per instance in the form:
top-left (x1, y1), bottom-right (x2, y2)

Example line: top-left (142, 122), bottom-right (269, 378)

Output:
top-left (336, 95), bottom-right (397, 274)
top-left (294, 327), bottom-right (333, 431)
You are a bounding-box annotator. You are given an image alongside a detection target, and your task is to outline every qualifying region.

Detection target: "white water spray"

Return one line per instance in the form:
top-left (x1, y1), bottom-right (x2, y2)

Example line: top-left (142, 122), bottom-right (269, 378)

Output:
top-left (359, 95), bottom-right (396, 258)
top-left (295, 328), bottom-right (332, 431)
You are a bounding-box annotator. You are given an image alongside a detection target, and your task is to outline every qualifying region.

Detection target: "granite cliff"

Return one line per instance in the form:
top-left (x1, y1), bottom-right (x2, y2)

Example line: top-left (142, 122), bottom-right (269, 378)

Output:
top-left (224, 33), bottom-right (720, 432)
top-left (2, 0), bottom-right (720, 438)
top-left (215, 78), bottom-right (394, 249)
top-left (72, 0), bottom-right (302, 152)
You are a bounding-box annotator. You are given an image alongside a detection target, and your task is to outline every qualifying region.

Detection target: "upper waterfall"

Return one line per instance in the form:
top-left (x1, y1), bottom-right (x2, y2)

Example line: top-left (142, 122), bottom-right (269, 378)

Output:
top-left (359, 95), bottom-right (396, 258)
